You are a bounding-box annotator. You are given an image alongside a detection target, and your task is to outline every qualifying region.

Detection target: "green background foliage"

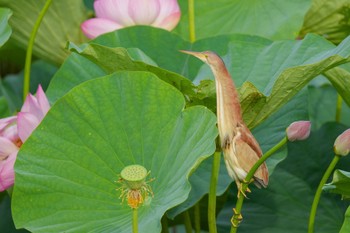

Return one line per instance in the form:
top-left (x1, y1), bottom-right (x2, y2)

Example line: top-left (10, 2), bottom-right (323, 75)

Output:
top-left (324, 169), bottom-right (350, 199)
top-left (299, 0), bottom-right (350, 44)
top-left (0, 0), bottom-right (350, 232)
top-left (0, 0), bottom-right (88, 65)
top-left (0, 8), bottom-right (12, 47)
top-left (174, 0), bottom-right (311, 40)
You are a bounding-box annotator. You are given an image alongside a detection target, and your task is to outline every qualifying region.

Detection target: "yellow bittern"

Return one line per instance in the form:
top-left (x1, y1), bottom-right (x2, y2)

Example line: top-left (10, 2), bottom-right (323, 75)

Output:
top-left (181, 50), bottom-right (269, 190)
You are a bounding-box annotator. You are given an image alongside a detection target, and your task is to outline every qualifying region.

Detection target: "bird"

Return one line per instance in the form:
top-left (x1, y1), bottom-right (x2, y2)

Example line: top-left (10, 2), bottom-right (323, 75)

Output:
top-left (181, 50), bottom-right (269, 192)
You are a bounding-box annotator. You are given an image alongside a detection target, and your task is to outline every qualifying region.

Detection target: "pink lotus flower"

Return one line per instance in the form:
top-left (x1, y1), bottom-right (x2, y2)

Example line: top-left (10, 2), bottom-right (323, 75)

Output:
top-left (81, 0), bottom-right (181, 39)
top-left (0, 85), bottom-right (50, 191)
top-left (0, 116), bottom-right (20, 191)
top-left (334, 129), bottom-right (350, 156)
top-left (286, 121), bottom-right (311, 141)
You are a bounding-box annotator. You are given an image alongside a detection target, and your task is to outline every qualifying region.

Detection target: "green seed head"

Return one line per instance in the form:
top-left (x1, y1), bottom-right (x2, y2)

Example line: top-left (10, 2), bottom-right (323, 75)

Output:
top-left (120, 164), bottom-right (148, 189)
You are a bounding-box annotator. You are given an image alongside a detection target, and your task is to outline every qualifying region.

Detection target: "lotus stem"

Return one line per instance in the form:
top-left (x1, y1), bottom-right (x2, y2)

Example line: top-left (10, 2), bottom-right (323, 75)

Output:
top-left (23, 0), bottom-right (52, 100)
top-left (230, 137), bottom-right (288, 233)
top-left (132, 208), bottom-right (138, 233)
top-left (308, 155), bottom-right (341, 233)
top-left (183, 210), bottom-right (193, 233)
top-left (194, 203), bottom-right (201, 233)
top-left (336, 94), bottom-right (342, 123)
top-left (188, 0), bottom-right (196, 42)
top-left (208, 151), bottom-right (221, 233)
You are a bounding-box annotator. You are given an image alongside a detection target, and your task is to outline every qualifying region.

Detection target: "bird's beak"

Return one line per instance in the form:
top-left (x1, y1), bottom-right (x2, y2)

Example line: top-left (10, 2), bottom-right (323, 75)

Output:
top-left (179, 50), bottom-right (207, 62)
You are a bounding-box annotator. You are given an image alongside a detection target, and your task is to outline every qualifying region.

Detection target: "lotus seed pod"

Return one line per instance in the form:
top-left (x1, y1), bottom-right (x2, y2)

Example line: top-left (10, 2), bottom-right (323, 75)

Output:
top-left (120, 164), bottom-right (148, 189)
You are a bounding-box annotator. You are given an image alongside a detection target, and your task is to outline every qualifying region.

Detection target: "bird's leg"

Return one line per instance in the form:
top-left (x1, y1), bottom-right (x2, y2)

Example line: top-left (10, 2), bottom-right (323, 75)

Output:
top-left (231, 208), bottom-right (243, 227)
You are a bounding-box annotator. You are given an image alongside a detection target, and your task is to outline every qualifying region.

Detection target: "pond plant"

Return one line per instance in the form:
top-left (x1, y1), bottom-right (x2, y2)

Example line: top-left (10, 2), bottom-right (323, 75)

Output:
top-left (1, 0), bottom-right (350, 233)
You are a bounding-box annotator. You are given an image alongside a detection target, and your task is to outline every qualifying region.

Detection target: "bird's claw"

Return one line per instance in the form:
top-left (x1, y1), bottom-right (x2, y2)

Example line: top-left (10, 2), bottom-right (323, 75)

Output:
top-left (242, 178), bottom-right (250, 185)
top-left (231, 208), bottom-right (243, 227)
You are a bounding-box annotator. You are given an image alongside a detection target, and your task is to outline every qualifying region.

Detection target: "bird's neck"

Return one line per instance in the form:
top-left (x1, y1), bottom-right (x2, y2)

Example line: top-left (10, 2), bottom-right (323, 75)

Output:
top-left (212, 66), bottom-right (243, 138)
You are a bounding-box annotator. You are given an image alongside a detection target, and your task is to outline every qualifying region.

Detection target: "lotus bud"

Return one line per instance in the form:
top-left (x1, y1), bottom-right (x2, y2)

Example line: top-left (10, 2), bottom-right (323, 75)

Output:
top-left (286, 121), bottom-right (311, 141)
top-left (334, 129), bottom-right (350, 156)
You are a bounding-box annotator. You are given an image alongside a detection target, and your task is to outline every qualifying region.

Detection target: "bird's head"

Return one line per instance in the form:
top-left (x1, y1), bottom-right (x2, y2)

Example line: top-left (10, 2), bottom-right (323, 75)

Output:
top-left (180, 50), bottom-right (224, 67)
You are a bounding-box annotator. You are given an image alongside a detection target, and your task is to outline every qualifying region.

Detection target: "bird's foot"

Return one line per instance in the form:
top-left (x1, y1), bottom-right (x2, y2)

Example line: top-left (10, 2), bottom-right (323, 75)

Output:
top-left (237, 182), bottom-right (251, 199)
top-left (231, 208), bottom-right (243, 227)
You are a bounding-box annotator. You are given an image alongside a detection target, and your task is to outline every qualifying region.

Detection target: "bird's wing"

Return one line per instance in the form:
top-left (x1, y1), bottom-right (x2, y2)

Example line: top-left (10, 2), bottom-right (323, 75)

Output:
top-left (234, 123), bottom-right (269, 187)
top-left (238, 123), bottom-right (263, 157)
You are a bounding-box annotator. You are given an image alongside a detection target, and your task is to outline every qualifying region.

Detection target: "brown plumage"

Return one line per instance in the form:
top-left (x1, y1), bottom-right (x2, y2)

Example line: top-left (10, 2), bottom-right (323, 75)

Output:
top-left (181, 50), bottom-right (269, 189)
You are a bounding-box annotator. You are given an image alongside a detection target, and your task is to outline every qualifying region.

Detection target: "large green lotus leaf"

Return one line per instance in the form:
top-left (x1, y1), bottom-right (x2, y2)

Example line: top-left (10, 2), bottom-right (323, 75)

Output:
top-left (0, 7), bottom-right (11, 47)
top-left (324, 169), bottom-right (350, 199)
top-left (0, 0), bottom-right (88, 65)
top-left (217, 122), bottom-right (350, 233)
top-left (12, 71), bottom-right (217, 233)
top-left (299, 0), bottom-right (350, 44)
top-left (173, 0), bottom-right (311, 40)
top-left (47, 44), bottom-right (195, 104)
